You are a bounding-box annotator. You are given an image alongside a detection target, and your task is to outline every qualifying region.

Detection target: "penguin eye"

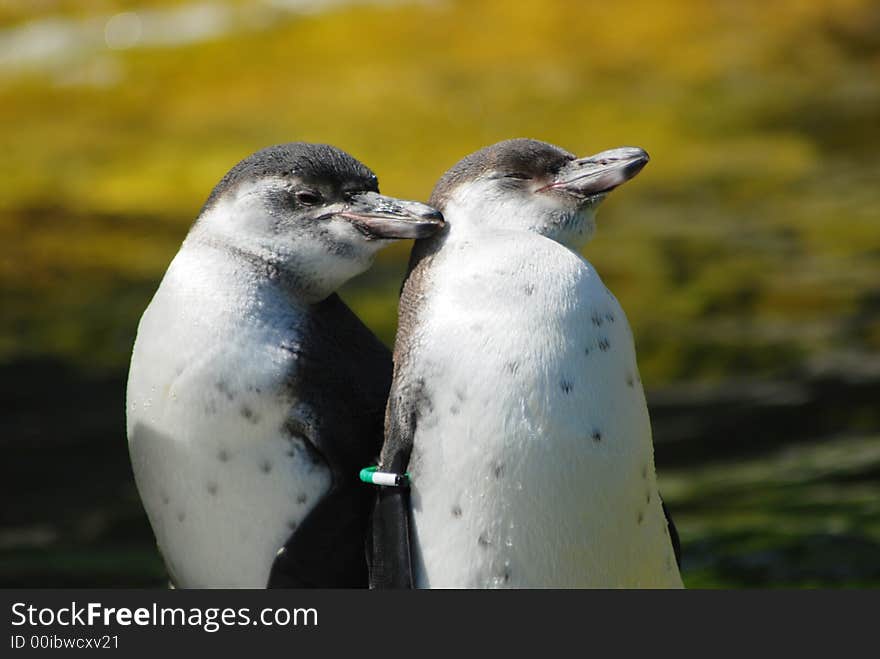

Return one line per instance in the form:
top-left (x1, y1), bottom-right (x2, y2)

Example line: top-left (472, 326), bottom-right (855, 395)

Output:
top-left (505, 173), bottom-right (532, 180)
top-left (295, 190), bottom-right (322, 206)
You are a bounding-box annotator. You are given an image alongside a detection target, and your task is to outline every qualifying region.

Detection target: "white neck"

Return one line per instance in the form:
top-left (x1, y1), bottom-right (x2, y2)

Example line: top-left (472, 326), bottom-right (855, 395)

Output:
top-left (190, 196), bottom-right (374, 304)
top-left (442, 180), bottom-right (597, 250)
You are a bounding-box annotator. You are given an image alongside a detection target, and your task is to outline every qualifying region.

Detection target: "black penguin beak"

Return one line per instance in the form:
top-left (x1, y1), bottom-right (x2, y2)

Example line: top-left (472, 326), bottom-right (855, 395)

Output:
top-left (540, 147), bottom-right (649, 198)
top-left (337, 192), bottom-right (445, 240)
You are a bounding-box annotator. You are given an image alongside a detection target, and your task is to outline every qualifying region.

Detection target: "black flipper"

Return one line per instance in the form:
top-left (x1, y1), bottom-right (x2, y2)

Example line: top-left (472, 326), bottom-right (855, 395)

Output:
top-left (368, 238), bottom-right (442, 590)
top-left (267, 293), bottom-right (391, 588)
top-left (661, 499), bottom-right (682, 569)
top-left (367, 485), bottom-right (414, 588)
top-left (268, 482), bottom-right (372, 588)
top-left (367, 382), bottom-right (423, 589)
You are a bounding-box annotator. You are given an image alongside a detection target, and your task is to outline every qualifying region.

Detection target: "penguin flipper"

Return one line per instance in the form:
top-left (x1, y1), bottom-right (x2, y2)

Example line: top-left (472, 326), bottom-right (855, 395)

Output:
top-left (267, 483), bottom-right (371, 588)
top-left (367, 238), bottom-right (442, 589)
top-left (367, 384), bottom-right (423, 589)
top-left (367, 485), bottom-right (414, 588)
top-left (266, 293), bottom-right (392, 589)
top-left (661, 498), bottom-right (682, 569)
top-left (367, 425), bottom-right (416, 589)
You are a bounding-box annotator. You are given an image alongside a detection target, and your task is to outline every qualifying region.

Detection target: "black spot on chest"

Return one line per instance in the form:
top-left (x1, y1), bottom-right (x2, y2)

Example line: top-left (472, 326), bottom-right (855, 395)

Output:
top-left (265, 263), bottom-right (281, 281)
top-left (240, 404), bottom-right (259, 423)
top-left (215, 380), bottom-right (235, 401)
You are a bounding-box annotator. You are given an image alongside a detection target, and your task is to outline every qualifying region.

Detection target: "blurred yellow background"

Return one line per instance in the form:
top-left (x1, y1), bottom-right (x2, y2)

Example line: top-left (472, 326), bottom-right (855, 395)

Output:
top-left (1, 0), bottom-right (879, 587)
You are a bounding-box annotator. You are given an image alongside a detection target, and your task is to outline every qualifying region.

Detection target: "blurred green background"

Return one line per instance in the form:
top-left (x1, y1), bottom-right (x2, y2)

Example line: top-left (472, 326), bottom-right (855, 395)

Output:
top-left (2, 0), bottom-right (879, 588)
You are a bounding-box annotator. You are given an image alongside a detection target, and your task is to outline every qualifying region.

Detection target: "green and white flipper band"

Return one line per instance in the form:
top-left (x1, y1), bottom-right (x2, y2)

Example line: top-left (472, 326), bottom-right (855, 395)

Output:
top-left (359, 466), bottom-right (410, 488)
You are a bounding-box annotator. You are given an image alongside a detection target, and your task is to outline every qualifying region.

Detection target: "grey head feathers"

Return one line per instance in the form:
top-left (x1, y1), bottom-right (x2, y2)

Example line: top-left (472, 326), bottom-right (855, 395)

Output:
top-left (200, 142), bottom-right (378, 215)
top-left (429, 138), bottom-right (575, 210)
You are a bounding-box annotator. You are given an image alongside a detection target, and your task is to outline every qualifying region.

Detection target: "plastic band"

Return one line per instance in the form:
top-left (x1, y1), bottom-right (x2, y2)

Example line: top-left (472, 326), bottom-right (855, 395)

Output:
top-left (359, 466), bottom-right (410, 488)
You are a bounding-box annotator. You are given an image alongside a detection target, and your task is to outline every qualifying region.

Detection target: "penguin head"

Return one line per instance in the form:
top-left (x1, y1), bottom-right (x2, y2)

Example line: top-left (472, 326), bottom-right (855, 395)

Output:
top-left (430, 138), bottom-right (648, 248)
top-left (193, 143), bottom-right (444, 300)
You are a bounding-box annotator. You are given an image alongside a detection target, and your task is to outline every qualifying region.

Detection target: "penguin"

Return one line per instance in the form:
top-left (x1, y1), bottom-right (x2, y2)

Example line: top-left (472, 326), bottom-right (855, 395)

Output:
top-left (126, 142), bottom-right (444, 588)
top-left (370, 138), bottom-right (683, 588)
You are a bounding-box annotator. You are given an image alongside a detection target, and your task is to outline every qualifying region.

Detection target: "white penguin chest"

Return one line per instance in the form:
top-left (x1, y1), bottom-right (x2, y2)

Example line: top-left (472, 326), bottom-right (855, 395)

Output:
top-left (126, 250), bottom-right (331, 587)
top-left (407, 232), bottom-right (681, 588)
